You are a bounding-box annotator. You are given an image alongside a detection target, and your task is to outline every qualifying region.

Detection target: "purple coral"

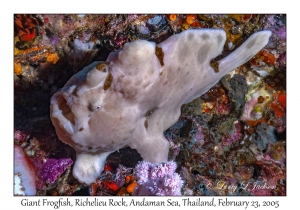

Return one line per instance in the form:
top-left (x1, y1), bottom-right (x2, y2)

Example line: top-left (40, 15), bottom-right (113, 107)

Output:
top-left (274, 26), bottom-right (286, 41)
top-left (133, 161), bottom-right (184, 196)
top-left (33, 157), bottom-right (73, 190)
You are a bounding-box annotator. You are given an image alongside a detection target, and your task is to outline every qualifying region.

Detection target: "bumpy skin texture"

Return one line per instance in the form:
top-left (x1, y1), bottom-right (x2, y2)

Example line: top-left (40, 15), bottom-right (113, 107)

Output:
top-left (50, 29), bottom-right (271, 184)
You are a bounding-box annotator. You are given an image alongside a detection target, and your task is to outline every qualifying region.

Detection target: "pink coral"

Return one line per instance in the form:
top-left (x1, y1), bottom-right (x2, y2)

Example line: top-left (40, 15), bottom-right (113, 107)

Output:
top-left (133, 160), bottom-right (184, 196)
top-left (134, 161), bottom-right (151, 183)
top-left (14, 129), bottom-right (29, 142)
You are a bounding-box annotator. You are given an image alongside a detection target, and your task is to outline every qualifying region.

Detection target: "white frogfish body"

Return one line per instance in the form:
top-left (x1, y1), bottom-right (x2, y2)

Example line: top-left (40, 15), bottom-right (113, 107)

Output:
top-left (50, 29), bottom-right (271, 184)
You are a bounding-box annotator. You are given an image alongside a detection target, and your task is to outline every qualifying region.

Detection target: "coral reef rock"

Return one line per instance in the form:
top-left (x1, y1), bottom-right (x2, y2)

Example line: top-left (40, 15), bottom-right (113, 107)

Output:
top-left (50, 29), bottom-right (271, 184)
